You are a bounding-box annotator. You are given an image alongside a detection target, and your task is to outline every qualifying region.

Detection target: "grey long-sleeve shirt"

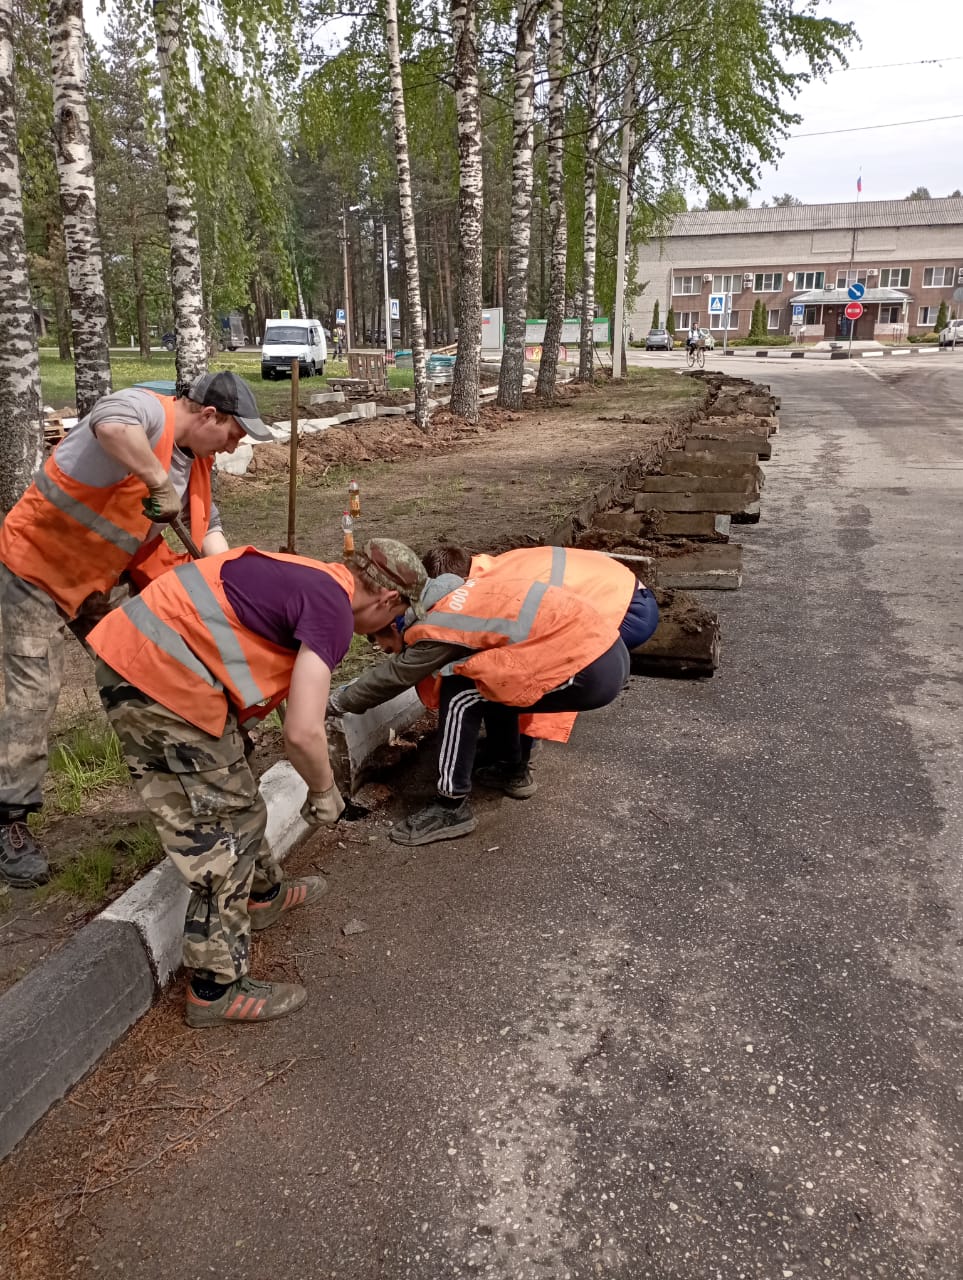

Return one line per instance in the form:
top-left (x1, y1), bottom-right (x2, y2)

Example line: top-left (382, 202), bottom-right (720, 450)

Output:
top-left (334, 641), bottom-right (474, 714)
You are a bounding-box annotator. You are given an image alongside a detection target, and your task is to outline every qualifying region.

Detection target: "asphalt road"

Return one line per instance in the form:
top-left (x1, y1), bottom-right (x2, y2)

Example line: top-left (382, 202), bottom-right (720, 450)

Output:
top-left (8, 357), bottom-right (963, 1278)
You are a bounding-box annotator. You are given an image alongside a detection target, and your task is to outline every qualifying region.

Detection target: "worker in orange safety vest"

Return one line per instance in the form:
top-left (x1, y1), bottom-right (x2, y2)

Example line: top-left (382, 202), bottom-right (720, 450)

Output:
top-left (331, 548), bottom-right (638, 846)
top-left (88, 538), bottom-right (428, 1027)
top-left (0, 371), bottom-right (272, 888)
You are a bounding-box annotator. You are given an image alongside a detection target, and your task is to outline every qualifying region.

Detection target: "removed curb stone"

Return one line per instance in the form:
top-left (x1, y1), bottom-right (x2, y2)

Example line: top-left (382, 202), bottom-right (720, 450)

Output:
top-left (634, 490), bottom-right (761, 517)
top-left (592, 510), bottom-right (732, 539)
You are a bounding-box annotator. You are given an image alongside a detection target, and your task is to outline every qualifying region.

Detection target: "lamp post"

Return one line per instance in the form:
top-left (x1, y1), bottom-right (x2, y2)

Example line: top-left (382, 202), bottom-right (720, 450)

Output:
top-left (339, 202), bottom-right (353, 352)
top-left (382, 219), bottom-right (391, 357)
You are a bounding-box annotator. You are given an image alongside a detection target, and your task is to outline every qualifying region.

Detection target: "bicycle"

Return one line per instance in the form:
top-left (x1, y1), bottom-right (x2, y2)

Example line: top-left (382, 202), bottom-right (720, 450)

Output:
top-left (685, 342), bottom-right (705, 369)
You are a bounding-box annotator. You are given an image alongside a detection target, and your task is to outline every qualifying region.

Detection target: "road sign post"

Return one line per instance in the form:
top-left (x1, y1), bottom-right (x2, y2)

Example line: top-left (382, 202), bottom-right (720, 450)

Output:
top-left (845, 300), bottom-right (864, 357)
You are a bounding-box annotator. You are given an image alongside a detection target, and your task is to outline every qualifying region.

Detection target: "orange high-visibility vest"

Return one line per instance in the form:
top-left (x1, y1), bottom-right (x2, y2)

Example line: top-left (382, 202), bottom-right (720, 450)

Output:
top-left (464, 547), bottom-right (638, 739)
top-left (404, 563), bottom-right (618, 708)
top-left (0, 393), bottom-right (212, 618)
top-left (470, 546), bottom-right (640, 617)
top-left (88, 548), bottom-right (355, 737)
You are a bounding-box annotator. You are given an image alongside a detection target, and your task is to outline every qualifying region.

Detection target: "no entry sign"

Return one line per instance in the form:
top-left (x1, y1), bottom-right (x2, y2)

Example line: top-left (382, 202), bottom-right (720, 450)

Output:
top-left (844, 301), bottom-right (864, 320)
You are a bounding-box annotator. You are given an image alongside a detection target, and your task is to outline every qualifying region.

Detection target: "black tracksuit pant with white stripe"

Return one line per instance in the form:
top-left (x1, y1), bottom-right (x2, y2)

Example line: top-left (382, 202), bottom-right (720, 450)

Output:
top-left (436, 638), bottom-right (630, 799)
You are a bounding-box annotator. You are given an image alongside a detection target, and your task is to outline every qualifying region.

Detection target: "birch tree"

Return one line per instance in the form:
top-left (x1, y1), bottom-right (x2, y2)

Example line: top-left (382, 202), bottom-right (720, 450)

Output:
top-left (153, 0), bottom-right (206, 392)
top-left (49, 0), bottom-right (111, 415)
top-left (448, 0), bottom-right (482, 421)
top-left (534, 0), bottom-right (566, 400)
top-left (496, 0), bottom-right (541, 409)
top-left (0, 0), bottom-right (42, 511)
top-left (577, 0), bottom-right (601, 383)
top-left (384, 0), bottom-right (428, 428)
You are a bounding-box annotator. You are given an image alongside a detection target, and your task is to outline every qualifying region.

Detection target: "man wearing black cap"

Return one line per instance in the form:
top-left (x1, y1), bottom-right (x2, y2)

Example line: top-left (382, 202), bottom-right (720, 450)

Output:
top-left (0, 370), bottom-right (272, 887)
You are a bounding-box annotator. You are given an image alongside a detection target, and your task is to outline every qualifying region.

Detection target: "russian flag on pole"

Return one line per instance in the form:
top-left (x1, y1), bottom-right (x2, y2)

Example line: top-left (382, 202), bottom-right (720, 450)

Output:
top-left (857, 175), bottom-right (862, 193)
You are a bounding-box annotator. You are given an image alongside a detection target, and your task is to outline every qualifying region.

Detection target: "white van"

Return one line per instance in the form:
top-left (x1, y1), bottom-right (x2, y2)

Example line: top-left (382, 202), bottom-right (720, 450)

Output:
top-left (260, 318), bottom-right (327, 380)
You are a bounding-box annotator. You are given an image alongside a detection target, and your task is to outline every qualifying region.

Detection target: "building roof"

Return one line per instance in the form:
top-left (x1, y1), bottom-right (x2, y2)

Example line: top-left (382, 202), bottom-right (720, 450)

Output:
top-left (790, 287), bottom-right (913, 305)
top-left (670, 199), bottom-right (963, 237)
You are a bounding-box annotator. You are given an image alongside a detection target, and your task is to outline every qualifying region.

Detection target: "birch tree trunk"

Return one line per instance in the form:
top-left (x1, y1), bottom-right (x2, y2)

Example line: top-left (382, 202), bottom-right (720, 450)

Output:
top-left (578, 4), bottom-right (601, 383)
top-left (535, 0), bottom-right (567, 400)
top-left (448, 0), bottom-right (482, 421)
top-left (0, 0), bottom-right (43, 511)
top-left (496, 0), bottom-right (540, 409)
top-left (49, 0), bottom-right (111, 415)
top-left (153, 0), bottom-right (206, 394)
top-left (384, 0), bottom-right (428, 428)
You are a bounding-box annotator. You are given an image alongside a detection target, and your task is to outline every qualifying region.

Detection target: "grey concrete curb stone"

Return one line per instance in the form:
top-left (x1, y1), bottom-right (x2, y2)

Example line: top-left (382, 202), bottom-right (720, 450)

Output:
top-left (0, 920), bottom-right (154, 1159)
top-left (0, 702), bottom-right (413, 1159)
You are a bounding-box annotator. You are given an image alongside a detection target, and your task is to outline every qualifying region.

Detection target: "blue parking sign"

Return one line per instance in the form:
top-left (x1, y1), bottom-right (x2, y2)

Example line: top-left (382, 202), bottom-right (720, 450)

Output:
top-left (792, 304), bottom-right (804, 320)
top-left (336, 308), bottom-right (346, 323)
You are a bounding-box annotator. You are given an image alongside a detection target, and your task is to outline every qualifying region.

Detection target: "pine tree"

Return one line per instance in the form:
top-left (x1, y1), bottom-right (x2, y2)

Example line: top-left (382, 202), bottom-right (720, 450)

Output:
top-left (665, 307), bottom-right (675, 336)
top-left (935, 300), bottom-right (948, 333)
top-left (651, 300), bottom-right (660, 329)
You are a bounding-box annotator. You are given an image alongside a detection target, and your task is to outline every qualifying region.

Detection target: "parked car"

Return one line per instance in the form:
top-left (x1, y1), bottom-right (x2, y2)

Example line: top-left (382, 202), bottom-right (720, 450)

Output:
top-left (938, 319), bottom-right (963, 347)
top-left (645, 328), bottom-right (674, 351)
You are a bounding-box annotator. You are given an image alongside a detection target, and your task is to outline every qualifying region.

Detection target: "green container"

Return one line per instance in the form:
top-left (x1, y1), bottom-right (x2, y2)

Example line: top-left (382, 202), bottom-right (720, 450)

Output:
top-left (395, 350), bottom-right (413, 369)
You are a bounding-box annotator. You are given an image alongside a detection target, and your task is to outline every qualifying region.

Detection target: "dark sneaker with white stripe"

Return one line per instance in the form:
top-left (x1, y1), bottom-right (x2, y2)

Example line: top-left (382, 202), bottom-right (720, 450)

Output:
top-left (0, 822), bottom-right (50, 887)
top-left (388, 799), bottom-right (477, 846)
top-left (474, 763), bottom-right (537, 799)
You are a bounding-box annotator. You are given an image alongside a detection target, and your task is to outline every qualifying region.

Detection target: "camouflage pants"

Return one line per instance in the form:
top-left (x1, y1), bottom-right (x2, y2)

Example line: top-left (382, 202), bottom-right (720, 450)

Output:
top-left (0, 565), bottom-right (125, 820)
top-left (96, 659), bottom-right (281, 984)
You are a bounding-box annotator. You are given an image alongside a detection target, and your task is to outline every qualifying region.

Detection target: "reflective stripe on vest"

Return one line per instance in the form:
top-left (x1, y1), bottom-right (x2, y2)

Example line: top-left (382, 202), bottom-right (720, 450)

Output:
top-left (548, 545), bottom-right (566, 586)
top-left (435, 579), bottom-right (551, 675)
top-left (33, 468), bottom-right (143, 556)
top-left (174, 562), bottom-right (265, 709)
top-left (123, 596), bottom-right (222, 690)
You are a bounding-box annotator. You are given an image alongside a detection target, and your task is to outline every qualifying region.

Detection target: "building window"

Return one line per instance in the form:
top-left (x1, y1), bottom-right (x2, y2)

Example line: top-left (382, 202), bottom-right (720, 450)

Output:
top-left (753, 272), bottom-right (783, 292)
top-left (880, 305), bottom-right (903, 324)
top-left (767, 309), bottom-right (781, 329)
top-left (879, 267), bottom-right (911, 288)
top-left (918, 306), bottom-right (939, 325)
top-left (803, 305), bottom-right (822, 325)
top-left (923, 266), bottom-right (954, 287)
top-left (711, 274), bottom-right (737, 294)
top-left (678, 311), bottom-right (700, 329)
top-left (710, 310), bottom-right (739, 330)
top-left (795, 271), bottom-right (825, 290)
top-left (672, 275), bottom-right (701, 295)
top-left (835, 268), bottom-right (869, 288)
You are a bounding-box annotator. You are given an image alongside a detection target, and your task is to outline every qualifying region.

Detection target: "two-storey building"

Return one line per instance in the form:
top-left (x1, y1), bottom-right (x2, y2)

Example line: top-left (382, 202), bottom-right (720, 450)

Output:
top-left (631, 199), bottom-right (963, 343)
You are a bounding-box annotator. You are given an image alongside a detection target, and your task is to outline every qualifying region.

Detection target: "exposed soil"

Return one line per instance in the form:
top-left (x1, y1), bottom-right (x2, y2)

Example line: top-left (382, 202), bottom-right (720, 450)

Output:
top-left (0, 370), bottom-right (706, 996)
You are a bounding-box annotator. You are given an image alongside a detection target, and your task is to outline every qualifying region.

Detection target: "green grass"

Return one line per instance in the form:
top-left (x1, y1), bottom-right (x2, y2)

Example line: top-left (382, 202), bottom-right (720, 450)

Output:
top-left (37, 820), bottom-right (163, 904)
top-left (39, 350), bottom-right (414, 416)
top-left (47, 717), bottom-right (128, 816)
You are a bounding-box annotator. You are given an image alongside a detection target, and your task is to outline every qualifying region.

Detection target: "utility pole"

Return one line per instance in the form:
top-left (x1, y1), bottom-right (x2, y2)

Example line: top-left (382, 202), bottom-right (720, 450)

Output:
top-left (382, 219), bottom-right (391, 355)
top-left (340, 202), bottom-right (353, 350)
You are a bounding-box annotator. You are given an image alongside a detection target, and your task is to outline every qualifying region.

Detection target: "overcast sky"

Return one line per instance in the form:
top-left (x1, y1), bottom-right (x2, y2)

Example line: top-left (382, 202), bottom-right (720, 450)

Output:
top-left (745, 0), bottom-right (962, 205)
top-left (83, 0), bottom-right (959, 208)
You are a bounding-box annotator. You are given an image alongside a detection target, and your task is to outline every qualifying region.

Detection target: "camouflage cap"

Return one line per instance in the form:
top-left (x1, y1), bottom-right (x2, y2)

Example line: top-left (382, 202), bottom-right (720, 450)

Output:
top-left (356, 539), bottom-right (429, 615)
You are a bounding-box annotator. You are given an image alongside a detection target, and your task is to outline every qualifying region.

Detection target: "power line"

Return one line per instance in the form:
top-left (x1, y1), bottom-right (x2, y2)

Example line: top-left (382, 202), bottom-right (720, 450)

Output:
top-left (791, 113), bottom-right (963, 138)
top-left (842, 55), bottom-right (963, 71)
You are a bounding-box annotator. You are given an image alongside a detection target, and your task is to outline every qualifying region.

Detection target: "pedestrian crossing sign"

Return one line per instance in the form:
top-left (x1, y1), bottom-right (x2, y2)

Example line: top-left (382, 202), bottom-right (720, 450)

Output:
top-left (709, 294), bottom-right (725, 314)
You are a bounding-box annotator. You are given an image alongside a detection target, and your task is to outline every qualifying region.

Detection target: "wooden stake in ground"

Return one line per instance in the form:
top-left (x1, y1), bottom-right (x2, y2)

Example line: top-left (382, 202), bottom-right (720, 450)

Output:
top-left (284, 358), bottom-right (299, 552)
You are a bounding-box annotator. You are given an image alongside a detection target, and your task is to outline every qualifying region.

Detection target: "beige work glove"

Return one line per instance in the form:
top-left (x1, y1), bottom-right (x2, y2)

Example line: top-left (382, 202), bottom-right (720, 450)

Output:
top-left (142, 475), bottom-right (181, 522)
top-left (300, 783), bottom-right (345, 827)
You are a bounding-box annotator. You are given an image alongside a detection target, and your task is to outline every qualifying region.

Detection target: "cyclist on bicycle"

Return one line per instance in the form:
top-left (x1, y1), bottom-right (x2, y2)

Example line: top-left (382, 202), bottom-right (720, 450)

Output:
top-left (686, 322), bottom-right (701, 352)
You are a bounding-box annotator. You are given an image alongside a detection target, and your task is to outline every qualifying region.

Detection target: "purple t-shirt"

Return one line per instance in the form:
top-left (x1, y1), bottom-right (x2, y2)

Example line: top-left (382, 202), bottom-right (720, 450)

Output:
top-left (221, 554), bottom-right (353, 671)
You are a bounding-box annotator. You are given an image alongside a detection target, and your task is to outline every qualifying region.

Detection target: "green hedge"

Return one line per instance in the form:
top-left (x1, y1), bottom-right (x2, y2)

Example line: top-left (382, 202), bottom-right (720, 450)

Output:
top-left (908, 332), bottom-right (940, 344)
top-left (730, 336), bottom-right (795, 347)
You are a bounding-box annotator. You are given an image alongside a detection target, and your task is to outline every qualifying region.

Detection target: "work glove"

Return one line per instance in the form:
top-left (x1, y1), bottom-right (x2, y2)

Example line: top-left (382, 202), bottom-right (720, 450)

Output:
top-left (141, 476), bottom-right (181, 522)
top-left (301, 783), bottom-right (345, 827)
top-left (326, 683), bottom-right (353, 716)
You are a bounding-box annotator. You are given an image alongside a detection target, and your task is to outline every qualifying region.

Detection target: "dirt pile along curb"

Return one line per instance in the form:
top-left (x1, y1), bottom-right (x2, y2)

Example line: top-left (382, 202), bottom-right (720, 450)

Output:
top-left (0, 370), bottom-right (779, 1161)
top-left (578, 370), bottom-right (779, 640)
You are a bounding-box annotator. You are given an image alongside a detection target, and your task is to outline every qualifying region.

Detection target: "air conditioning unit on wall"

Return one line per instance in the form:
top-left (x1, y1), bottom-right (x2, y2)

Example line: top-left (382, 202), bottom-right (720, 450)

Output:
top-left (957, 266), bottom-right (963, 282)
top-left (703, 273), bottom-right (713, 282)
top-left (742, 273), bottom-right (753, 285)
